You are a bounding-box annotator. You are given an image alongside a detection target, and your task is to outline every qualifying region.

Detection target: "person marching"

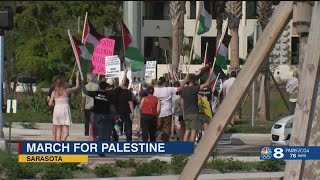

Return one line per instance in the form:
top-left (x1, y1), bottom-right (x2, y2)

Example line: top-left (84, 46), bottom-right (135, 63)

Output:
top-left (49, 71), bottom-right (80, 141)
top-left (81, 80), bottom-right (117, 157)
top-left (139, 86), bottom-right (160, 141)
top-left (154, 76), bottom-right (188, 142)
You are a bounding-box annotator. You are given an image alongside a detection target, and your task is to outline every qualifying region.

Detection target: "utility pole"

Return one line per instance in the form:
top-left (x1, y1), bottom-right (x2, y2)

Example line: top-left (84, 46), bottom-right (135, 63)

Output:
top-left (0, 29), bottom-right (5, 150)
top-left (0, 8), bottom-right (14, 150)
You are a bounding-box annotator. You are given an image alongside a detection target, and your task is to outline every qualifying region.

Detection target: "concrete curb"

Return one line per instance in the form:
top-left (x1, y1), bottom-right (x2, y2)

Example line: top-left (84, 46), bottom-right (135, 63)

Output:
top-left (230, 133), bottom-right (271, 146)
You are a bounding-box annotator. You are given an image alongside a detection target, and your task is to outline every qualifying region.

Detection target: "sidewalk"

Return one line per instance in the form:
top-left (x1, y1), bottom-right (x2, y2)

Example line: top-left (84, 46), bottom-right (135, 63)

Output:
top-left (2, 122), bottom-right (234, 142)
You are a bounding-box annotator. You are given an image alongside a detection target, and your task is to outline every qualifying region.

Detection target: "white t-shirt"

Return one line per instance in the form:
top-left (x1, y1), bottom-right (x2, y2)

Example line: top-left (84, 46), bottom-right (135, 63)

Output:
top-left (223, 77), bottom-right (236, 95)
top-left (82, 82), bottom-right (99, 109)
top-left (154, 87), bottom-right (177, 118)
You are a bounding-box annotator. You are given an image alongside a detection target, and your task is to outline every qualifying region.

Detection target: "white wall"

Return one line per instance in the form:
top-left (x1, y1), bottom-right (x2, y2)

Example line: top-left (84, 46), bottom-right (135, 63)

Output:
top-left (156, 64), bottom-right (203, 78)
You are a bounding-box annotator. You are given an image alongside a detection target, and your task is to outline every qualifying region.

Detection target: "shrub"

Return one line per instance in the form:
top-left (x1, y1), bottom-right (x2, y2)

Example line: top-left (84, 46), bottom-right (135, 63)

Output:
top-left (41, 163), bottom-right (74, 179)
top-left (114, 158), bottom-right (138, 168)
top-left (257, 160), bottom-right (286, 172)
top-left (4, 110), bottom-right (51, 123)
top-left (94, 164), bottom-right (117, 177)
top-left (0, 151), bottom-right (37, 179)
top-left (132, 159), bottom-right (168, 176)
top-left (207, 158), bottom-right (258, 173)
top-left (20, 93), bottom-right (50, 114)
top-left (171, 155), bottom-right (189, 174)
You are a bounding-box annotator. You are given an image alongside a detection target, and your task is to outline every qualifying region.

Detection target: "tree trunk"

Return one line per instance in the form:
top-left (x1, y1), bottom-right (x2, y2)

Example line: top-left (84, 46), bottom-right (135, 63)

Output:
top-left (172, 24), bottom-right (180, 74)
top-left (178, 1), bottom-right (185, 69)
top-left (230, 29), bottom-right (239, 71)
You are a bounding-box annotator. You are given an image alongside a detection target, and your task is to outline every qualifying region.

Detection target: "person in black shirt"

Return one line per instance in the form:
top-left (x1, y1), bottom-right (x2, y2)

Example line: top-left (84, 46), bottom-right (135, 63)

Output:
top-left (82, 81), bottom-right (117, 145)
top-left (114, 70), bottom-right (134, 142)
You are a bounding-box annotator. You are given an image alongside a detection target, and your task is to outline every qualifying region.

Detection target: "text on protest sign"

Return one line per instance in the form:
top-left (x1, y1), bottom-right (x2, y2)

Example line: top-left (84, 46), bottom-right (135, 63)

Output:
top-left (92, 38), bottom-right (115, 75)
top-left (145, 61), bottom-right (157, 79)
top-left (105, 56), bottom-right (121, 78)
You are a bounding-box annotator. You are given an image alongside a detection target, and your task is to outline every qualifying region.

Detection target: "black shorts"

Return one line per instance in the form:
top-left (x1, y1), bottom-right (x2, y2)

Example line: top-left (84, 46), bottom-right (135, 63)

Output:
top-left (178, 115), bottom-right (184, 121)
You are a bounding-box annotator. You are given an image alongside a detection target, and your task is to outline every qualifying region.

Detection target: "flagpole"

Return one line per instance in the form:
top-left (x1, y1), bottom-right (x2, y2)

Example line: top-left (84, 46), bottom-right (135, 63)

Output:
top-left (215, 18), bottom-right (229, 57)
top-left (68, 30), bottom-right (84, 80)
top-left (82, 12), bottom-right (88, 44)
top-left (212, 73), bottom-right (220, 90)
top-left (203, 42), bottom-right (208, 67)
top-left (70, 62), bottom-right (77, 80)
top-left (209, 18), bottom-right (229, 74)
top-left (120, 18), bottom-right (127, 70)
top-left (187, 1), bottom-right (203, 73)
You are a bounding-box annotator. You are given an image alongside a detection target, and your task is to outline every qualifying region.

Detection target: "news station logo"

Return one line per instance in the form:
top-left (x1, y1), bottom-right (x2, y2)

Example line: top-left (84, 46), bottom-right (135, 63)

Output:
top-left (260, 147), bottom-right (272, 160)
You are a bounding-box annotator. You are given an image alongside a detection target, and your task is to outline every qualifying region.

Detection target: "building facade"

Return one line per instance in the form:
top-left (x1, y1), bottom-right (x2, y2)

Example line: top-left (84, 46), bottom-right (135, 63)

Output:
top-left (123, 1), bottom-right (299, 80)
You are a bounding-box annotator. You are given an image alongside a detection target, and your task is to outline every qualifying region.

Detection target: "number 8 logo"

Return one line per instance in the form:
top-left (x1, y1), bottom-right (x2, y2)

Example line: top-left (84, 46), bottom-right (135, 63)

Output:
top-left (273, 148), bottom-right (284, 159)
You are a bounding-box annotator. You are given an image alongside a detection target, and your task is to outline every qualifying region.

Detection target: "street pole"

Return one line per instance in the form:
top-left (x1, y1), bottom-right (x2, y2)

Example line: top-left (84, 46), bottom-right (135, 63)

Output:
top-left (252, 22), bottom-right (258, 127)
top-left (0, 29), bottom-right (5, 150)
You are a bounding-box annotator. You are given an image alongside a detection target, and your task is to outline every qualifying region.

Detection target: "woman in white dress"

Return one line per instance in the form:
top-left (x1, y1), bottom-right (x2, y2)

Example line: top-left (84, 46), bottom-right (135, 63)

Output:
top-left (49, 71), bottom-right (80, 141)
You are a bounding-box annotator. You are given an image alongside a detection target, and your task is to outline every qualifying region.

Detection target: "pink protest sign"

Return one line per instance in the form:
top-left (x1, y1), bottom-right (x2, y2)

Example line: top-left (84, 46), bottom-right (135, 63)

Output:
top-left (91, 38), bottom-right (115, 75)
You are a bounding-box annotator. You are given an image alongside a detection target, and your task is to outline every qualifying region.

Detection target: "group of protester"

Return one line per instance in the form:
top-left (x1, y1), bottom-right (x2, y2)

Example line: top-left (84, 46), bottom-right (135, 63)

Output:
top-left (46, 67), bottom-right (240, 151)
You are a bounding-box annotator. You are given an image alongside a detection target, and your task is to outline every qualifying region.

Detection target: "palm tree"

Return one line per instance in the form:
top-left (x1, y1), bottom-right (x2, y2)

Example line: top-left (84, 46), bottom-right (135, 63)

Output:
top-left (257, 1), bottom-right (274, 121)
top-left (169, 1), bottom-right (183, 74)
top-left (225, 1), bottom-right (242, 72)
top-left (178, 1), bottom-right (185, 65)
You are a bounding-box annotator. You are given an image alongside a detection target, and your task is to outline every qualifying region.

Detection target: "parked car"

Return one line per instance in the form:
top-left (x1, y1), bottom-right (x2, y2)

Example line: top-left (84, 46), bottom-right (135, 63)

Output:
top-left (271, 115), bottom-right (294, 145)
top-left (10, 76), bottom-right (37, 93)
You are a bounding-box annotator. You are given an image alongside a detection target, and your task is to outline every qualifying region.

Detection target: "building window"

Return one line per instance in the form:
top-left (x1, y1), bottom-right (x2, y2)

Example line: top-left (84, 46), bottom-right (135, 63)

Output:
top-left (246, 1), bottom-right (257, 19)
top-left (203, 1), bottom-right (217, 19)
top-left (144, 1), bottom-right (170, 20)
top-left (144, 37), bottom-right (167, 64)
top-left (189, 1), bottom-right (196, 19)
top-left (201, 37), bottom-right (217, 65)
top-left (290, 37), bottom-right (299, 65)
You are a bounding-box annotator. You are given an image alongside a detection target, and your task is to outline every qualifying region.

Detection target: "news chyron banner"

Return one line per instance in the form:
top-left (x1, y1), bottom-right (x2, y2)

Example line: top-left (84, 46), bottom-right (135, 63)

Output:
top-left (260, 146), bottom-right (320, 160)
top-left (18, 142), bottom-right (194, 163)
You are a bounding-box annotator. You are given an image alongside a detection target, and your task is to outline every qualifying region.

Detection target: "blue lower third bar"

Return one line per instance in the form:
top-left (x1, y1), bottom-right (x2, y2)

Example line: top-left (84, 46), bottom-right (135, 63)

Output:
top-left (260, 146), bottom-right (320, 160)
top-left (20, 142), bottom-right (194, 155)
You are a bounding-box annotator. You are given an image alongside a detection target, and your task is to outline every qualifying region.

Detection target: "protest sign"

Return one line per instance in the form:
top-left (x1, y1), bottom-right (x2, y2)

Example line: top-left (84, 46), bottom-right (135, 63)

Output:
top-left (145, 61), bottom-right (157, 80)
top-left (105, 55), bottom-right (121, 78)
top-left (92, 38), bottom-right (115, 75)
top-left (132, 69), bottom-right (145, 85)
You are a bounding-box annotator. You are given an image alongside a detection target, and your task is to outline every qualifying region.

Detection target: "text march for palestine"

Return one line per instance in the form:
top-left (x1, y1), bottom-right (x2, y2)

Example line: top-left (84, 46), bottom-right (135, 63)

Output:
top-left (18, 142), bottom-right (194, 163)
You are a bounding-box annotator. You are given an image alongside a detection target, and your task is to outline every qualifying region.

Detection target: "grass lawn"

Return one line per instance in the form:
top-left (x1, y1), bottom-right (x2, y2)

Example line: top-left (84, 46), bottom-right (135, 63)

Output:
top-left (223, 86), bottom-right (290, 134)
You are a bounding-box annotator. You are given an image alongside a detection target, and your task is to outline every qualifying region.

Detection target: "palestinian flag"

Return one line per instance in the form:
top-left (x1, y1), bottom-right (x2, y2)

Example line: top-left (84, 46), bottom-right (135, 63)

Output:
top-left (195, 65), bottom-right (211, 83)
top-left (71, 36), bottom-right (93, 75)
top-left (197, 2), bottom-right (212, 35)
top-left (215, 31), bottom-right (231, 70)
top-left (121, 20), bottom-right (132, 49)
top-left (125, 47), bottom-right (144, 72)
top-left (82, 14), bottom-right (104, 54)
